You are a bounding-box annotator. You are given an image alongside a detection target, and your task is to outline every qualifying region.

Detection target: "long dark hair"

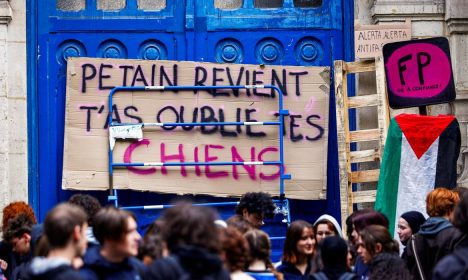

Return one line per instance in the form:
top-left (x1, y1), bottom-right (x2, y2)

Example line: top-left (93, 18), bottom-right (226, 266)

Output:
top-left (359, 225), bottom-right (398, 258)
top-left (245, 229), bottom-right (283, 280)
top-left (282, 220), bottom-right (314, 265)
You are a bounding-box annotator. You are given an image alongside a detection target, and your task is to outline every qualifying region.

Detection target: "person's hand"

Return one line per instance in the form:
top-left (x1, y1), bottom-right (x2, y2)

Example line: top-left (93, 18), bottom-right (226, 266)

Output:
top-left (72, 257), bottom-right (84, 269)
top-left (0, 259), bottom-right (8, 270)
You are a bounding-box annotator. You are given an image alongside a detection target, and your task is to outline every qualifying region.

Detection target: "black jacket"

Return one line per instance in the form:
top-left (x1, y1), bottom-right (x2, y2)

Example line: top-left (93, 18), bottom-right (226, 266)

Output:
top-left (79, 246), bottom-right (145, 280)
top-left (368, 252), bottom-right (411, 280)
top-left (144, 245), bottom-right (230, 280)
top-left (405, 217), bottom-right (465, 280)
top-left (21, 257), bottom-right (84, 280)
top-left (432, 246), bottom-right (468, 280)
top-left (277, 261), bottom-right (311, 280)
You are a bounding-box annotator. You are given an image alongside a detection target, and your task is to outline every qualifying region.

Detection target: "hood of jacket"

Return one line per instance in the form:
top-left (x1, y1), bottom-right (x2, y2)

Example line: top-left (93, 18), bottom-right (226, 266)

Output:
top-left (313, 214), bottom-right (343, 237)
top-left (82, 245), bottom-right (136, 272)
top-left (172, 245), bottom-right (224, 275)
top-left (25, 257), bottom-right (71, 276)
top-left (419, 217), bottom-right (453, 236)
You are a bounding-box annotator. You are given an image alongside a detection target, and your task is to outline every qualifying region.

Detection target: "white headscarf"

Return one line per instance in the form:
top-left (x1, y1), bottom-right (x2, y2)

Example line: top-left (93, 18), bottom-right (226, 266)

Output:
top-left (313, 214), bottom-right (343, 237)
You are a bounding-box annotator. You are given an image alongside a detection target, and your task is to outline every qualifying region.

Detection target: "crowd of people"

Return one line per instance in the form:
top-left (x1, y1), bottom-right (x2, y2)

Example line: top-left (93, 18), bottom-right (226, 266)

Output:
top-left (0, 188), bottom-right (467, 280)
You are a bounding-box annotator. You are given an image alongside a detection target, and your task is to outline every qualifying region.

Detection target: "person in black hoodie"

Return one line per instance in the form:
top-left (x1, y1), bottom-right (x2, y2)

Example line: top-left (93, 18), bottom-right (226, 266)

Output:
top-left (144, 203), bottom-right (230, 280)
top-left (22, 203), bottom-right (88, 280)
top-left (433, 191), bottom-right (468, 279)
top-left (311, 236), bottom-right (358, 280)
top-left (405, 188), bottom-right (465, 280)
top-left (80, 206), bottom-right (145, 280)
top-left (397, 211), bottom-right (426, 261)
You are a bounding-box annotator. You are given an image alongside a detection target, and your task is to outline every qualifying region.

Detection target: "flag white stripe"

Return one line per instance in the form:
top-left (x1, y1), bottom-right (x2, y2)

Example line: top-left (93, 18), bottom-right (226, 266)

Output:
top-left (394, 135), bottom-right (435, 238)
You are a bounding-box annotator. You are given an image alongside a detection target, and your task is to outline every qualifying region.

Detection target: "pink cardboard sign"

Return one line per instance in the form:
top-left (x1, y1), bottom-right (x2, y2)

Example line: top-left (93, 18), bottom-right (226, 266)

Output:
top-left (383, 37), bottom-right (455, 109)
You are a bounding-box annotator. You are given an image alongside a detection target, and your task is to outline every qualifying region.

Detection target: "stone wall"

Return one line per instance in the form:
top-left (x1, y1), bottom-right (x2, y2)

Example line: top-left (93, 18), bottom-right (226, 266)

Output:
top-left (445, 0), bottom-right (468, 187)
top-left (356, 0), bottom-right (468, 187)
top-left (0, 0), bottom-right (27, 231)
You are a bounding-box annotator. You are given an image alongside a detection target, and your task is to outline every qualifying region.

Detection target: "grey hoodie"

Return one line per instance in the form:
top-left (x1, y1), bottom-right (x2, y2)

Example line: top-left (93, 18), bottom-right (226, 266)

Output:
top-left (21, 257), bottom-right (83, 280)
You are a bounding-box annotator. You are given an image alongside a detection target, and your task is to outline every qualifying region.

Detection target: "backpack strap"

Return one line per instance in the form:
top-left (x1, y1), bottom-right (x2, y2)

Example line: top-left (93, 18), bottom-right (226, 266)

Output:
top-left (338, 272), bottom-right (357, 280)
top-left (411, 235), bottom-right (426, 280)
top-left (312, 272), bottom-right (329, 280)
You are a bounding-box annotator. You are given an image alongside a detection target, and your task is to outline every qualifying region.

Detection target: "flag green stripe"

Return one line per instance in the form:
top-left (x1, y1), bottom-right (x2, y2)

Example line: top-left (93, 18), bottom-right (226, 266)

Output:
top-left (375, 118), bottom-right (402, 234)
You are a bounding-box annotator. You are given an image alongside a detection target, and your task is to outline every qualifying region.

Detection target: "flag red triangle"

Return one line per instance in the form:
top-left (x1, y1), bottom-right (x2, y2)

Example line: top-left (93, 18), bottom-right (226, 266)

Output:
top-left (395, 114), bottom-right (455, 159)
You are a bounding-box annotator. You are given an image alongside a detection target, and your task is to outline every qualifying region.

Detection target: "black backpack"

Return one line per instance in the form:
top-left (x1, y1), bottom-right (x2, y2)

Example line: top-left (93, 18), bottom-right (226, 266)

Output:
top-left (312, 271), bottom-right (357, 280)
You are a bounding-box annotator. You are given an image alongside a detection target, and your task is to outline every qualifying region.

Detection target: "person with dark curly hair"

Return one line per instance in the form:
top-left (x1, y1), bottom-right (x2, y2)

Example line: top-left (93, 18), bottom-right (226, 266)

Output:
top-left (144, 203), bottom-right (230, 280)
top-left (2, 202), bottom-right (36, 233)
top-left (0, 201), bottom-right (38, 279)
top-left (3, 214), bottom-right (34, 257)
top-left (234, 192), bottom-right (276, 229)
top-left (1, 201), bottom-right (41, 280)
top-left (68, 194), bottom-right (102, 247)
top-left (3, 211), bottom-right (42, 280)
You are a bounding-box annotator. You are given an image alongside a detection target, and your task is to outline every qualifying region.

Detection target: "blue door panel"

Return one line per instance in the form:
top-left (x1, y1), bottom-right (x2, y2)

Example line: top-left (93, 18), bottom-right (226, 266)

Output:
top-left (194, 31), bottom-right (332, 66)
top-left (51, 34), bottom-right (178, 60)
top-left (49, 0), bottom-right (180, 19)
top-left (186, 0), bottom-right (342, 30)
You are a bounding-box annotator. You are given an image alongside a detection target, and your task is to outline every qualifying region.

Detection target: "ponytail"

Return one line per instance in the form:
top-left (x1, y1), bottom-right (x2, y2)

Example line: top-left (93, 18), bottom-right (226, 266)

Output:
top-left (265, 258), bottom-right (283, 280)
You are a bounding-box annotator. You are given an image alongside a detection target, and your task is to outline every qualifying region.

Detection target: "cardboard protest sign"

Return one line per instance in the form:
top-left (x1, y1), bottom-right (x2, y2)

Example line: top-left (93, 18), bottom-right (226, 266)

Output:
top-left (383, 37), bottom-right (455, 109)
top-left (63, 57), bottom-right (330, 200)
top-left (355, 20), bottom-right (411, 59)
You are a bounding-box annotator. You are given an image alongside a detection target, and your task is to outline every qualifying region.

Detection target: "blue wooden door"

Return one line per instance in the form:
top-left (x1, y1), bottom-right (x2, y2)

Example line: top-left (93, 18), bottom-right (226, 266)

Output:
top-left (29, 0), bottom-right (353, 234)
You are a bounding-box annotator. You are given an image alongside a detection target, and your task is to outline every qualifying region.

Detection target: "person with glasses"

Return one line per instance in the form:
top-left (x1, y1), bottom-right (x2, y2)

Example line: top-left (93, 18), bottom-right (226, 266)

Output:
top-left (313, 215), bottom-right (342, 244)
top-left (231, 192), bottom-right (276, 229)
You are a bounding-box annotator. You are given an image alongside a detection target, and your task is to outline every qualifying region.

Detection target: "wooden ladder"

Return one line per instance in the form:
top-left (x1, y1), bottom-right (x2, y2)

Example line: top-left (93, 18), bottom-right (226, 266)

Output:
top-left (334, 57), bottom-right (390, 233)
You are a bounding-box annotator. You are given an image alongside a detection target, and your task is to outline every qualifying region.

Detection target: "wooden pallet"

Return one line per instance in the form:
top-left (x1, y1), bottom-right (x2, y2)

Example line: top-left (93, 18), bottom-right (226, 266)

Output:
top-left (334, 57), bottom-right (390, 233)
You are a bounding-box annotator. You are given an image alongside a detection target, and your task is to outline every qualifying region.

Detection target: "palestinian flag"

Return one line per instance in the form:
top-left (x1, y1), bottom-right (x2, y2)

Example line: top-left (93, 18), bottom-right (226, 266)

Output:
top-left (375, 114), bottom-right (460, 235)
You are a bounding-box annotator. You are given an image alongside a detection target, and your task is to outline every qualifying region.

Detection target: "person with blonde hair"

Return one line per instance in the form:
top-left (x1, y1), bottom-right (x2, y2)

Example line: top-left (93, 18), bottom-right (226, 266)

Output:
top-left (405, 188), bottom-right (464, 280)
